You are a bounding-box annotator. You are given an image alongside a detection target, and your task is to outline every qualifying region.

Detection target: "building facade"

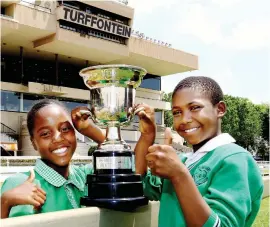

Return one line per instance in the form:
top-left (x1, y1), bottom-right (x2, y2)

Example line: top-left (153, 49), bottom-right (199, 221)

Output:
top-left (1, 0), bottom-right (198, 156)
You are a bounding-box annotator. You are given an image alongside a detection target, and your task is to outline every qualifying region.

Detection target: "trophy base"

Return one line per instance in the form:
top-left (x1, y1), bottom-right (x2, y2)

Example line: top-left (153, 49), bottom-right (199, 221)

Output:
top-left (80, 196), bottom-right (148, 212)
top-left (81, 173), bottom-right (148, 211)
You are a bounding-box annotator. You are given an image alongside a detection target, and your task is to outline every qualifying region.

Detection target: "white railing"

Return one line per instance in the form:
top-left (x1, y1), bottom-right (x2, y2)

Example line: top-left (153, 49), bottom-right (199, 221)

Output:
top-left (257, 161), bottom-right (270, 165)
top-left (131, 30), bottom-right (172, 48)
top-left (19, 0), bottom-right (51, 13)
top-left (115, 0), bottom-right (129, 5)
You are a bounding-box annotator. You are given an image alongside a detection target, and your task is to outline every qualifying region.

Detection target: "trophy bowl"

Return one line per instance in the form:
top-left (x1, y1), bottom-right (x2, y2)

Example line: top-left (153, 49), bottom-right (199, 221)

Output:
top-left (80, 64), bottom-right (146, 126)
top-left (79, 64), bottom-right (149, 211)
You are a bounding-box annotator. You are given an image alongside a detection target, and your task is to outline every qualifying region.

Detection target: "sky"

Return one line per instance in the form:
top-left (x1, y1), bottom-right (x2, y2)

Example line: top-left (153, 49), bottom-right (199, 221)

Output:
top-left (129, 0), bottom-right (270, 104)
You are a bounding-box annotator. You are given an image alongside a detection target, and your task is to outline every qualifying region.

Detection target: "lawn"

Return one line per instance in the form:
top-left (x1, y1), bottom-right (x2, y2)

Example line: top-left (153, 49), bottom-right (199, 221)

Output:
top-left (253, 197), bottom-right (269, 227)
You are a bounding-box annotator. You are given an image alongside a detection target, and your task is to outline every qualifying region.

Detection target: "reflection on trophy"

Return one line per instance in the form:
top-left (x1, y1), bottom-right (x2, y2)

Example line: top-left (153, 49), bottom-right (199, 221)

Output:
top-left (79, 64), bottom-right (148, 211)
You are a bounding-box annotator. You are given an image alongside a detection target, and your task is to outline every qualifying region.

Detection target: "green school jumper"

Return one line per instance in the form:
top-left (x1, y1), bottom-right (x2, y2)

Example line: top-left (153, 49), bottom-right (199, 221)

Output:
top-left (1, 159), bottom-right (93, 217)
top-left (143, 143), bottom-right (264, 227)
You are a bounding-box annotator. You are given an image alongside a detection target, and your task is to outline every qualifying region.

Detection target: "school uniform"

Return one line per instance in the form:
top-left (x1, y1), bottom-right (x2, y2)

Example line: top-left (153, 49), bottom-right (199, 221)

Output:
top-left (1, 159), bottom-right (93, 217)
top-left (143, 133), bottom-right (264, 227)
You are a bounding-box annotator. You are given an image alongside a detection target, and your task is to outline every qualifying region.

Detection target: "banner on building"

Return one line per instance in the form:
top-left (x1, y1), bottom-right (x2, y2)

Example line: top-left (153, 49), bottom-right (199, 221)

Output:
top-left (57, 6), bottom-right (131, 38)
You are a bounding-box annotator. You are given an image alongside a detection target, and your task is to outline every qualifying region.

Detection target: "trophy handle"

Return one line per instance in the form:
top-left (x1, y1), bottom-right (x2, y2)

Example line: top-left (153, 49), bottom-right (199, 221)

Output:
top-left (79, 109), bottom-right (98, 122)
top-left (133, 106), bottom-right (145, 115)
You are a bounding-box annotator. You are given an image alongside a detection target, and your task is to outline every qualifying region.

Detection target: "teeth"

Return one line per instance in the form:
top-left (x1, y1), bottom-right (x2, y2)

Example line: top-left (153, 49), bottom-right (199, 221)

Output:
top-left (185, 128), bottom-right (198, 133)
top-left (52, 147), bottom-right (67, 154)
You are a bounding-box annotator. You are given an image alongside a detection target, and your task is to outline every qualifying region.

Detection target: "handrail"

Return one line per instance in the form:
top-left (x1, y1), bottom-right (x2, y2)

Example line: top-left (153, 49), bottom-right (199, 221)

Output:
top-left (0, 14), bottom-right (14, 19)
top-left (20, 0), bottom-right (51, 13)
top-left (1, 123), bottom-right (16, 135)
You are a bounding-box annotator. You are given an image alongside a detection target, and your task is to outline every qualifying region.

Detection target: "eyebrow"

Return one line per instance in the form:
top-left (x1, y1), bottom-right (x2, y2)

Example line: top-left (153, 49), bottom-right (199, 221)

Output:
top-left (37, 126), bottom-right (51, 134)
top-left (58, 121), bottom-right (73, 129)
top-left (172, 102), bottom-right (200, 109)
top-left (36, 121), bottom-right (71, 133)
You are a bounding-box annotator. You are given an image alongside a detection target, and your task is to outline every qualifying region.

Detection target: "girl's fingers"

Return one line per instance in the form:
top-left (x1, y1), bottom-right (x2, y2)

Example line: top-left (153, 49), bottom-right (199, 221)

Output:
top-left (148, 145), bottom-right (160, 153)
top-left (146, 153), bottom-right (156, 161)
top-left (30, 198), bottom-right (41, 208)
top-left (147, 161), bottom-right (155, 169)
top-left (33, 194), bottom-right (45, 205)
top-left (37, 187), bottom-right (46, 196)
top-left (36, 190), bottom-right (46, 201)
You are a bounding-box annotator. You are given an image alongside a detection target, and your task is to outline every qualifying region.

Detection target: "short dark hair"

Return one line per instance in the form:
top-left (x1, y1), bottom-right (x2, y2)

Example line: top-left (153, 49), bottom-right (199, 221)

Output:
top-left (172, 76), bottom-right (224, 105)
top-left (27, 99), bottom-right (67, 138)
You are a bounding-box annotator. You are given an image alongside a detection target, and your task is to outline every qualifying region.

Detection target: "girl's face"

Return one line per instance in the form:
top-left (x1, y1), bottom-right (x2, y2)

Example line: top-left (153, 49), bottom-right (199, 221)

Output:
top-left (31, 105), bottom-right (77, 168)
top-left (172, 88), bottom-right (225, 147)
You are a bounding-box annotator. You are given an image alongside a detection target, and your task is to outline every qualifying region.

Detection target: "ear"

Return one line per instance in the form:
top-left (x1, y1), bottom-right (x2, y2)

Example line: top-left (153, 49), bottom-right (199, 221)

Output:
top-left (31, 138), bottom-right (38, 151)
top-left (216, 101), bottom-right (226, 118)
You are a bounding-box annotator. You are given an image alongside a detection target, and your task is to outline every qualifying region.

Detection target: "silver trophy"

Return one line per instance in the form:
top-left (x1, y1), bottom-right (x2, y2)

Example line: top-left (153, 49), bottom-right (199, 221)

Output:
top-left (79, 65), bottom-right (148, 210)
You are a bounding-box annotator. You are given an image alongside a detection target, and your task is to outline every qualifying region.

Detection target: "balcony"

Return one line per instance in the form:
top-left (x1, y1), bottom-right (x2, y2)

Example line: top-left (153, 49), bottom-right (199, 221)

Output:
top-left (76, 0), bottom-right (134, 19)
top-left (110, 37), bottom-right (199, 76)
top-left (1, 2), bottom-right (198, 77)
top-left (1, 0), bottom-right (20, 8)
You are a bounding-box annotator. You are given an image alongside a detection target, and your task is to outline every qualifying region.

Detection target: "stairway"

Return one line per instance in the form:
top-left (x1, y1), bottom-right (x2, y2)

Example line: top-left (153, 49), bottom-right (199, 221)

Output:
top-left (0, 123), bottom-right (18, 155)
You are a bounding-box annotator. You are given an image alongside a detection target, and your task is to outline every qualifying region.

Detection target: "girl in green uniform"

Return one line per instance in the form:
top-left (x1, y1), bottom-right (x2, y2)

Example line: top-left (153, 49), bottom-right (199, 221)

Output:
top-left (138, 76), bottom-right (264, 227)
top-left (0, 100), bottom-right (156, 218)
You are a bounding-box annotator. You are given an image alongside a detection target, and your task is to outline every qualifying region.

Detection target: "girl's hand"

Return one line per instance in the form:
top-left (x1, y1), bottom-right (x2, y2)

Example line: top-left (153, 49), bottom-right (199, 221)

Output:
top-left (134, 103), bottom-right (156, 138)
top-left (146, 128), bottom-right (188, 180)
top-left (71, 106), bottom-right (93, 132)
top-left (2, 170), bottom-right (46, 210)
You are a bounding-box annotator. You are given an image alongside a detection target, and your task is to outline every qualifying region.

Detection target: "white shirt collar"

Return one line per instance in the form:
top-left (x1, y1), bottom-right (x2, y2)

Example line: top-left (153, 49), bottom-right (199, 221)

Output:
top-left (185, 133), bottom-right (235, 168)
top-left (195, 133), bottom-right (235, 153)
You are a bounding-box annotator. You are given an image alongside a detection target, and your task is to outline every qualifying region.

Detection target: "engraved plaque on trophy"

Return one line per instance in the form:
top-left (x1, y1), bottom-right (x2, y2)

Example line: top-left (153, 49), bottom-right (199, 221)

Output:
top-left (79, 65), bottom-right (148, 211)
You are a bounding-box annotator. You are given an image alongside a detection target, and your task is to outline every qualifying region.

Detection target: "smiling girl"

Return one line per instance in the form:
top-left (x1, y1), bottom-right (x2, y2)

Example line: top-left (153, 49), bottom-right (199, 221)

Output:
top-left (137, 76), bottom-right (264, 227)
top-left (0, 99), bottom-right (105, 218)
top-left (1, 99), bottom-right (156, 218)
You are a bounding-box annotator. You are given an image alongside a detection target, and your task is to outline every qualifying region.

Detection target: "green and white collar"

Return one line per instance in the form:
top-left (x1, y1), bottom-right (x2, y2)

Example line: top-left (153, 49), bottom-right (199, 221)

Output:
top-left (34, 159), bottom-right (84, 191)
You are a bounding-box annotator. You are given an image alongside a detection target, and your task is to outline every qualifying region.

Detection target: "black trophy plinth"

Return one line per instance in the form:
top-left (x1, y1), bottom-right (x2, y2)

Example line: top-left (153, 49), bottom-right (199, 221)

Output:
top-left (80, 150), bottom-right (148, 211)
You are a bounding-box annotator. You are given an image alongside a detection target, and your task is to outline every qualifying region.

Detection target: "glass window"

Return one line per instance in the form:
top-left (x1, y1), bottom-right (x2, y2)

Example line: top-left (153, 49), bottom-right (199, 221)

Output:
top-left (24, 58), bottom-right (55, 85)
top-left (140, 74), bottom-right (161, 91)
top-left (22, 93), bottom-right (47, 113)
top-left (58, 63), bottom-right (86, 89)
top-left (133, 111), bottom-right (162, 125)
top-left (58, 98), bottom-right (89, 113)
top-left (22, 94), bottom-right (90, 113)
top-left (1, 91), bottom-right (21, 112)
top-left (155, 111), bottom-right (162, 125)
top-left (1, 55), bottom-right (22, 83)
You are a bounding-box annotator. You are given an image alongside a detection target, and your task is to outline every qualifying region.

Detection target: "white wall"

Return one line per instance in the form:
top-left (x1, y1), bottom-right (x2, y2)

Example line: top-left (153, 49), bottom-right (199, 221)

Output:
top-left (1, 201), bottom-right (160, 227)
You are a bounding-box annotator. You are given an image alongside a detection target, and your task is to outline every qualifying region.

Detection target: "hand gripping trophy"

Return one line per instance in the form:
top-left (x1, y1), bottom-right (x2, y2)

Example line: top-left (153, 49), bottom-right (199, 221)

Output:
top-left (79, 64), bottom-right (148, 211)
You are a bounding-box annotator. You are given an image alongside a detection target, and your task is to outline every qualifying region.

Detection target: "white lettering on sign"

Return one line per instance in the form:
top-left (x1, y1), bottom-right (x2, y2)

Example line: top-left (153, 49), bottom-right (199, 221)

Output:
top-left (59, 7), bottom-right (131, 38)
top-left (96, 156), bottom-right (132, 169)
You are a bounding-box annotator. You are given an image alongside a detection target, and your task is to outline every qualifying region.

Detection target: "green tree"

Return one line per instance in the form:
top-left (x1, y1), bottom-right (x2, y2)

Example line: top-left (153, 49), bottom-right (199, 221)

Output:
top-left (252, 136), bottom-right (270, 160)
top-left (256, 104), bottom-right (269, 142)
top-left (222, 95), bottom-right (240, 139)
top-left (163, 92), bottom-right (173, 128)
top-left (236, 98), bottom-right (261, 148)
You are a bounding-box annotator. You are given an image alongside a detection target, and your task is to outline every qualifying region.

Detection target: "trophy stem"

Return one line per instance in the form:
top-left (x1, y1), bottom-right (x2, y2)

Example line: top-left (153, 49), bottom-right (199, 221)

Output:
top-left (100, 125), bottom-right (131, 150)
top-left (106, 125), bottom-right (122, 142)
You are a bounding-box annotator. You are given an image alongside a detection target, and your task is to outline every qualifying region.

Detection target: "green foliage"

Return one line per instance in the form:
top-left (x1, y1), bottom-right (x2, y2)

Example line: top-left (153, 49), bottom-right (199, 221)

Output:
top-left (257, 104), bottom-right (269, 142)
top-left (222, 95), bottom-right (241, 139)
top-left (163, 92), bottom-right (173, 128)
top-left (222, 96), bottom-right (262, 148)
top-left (88, 145), bottom-right (98, 156)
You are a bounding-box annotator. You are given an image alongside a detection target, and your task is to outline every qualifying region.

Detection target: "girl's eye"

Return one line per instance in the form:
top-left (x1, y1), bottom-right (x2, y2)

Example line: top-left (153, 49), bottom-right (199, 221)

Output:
top-left (172, 110), bottom-right (182, 116)
top-left (61, 126), bottom-right (71, 133)
top-left (190, 106), bottom-right (201, 111)
top-left (40, 131), bottom-right (51, 137)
